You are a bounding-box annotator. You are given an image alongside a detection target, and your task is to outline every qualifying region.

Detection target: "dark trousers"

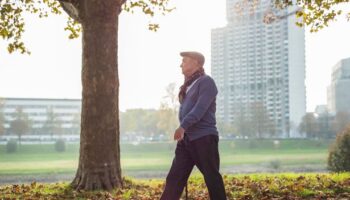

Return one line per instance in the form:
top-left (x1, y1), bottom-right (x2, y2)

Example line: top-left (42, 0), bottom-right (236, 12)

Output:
top-left (160, 135), bottom-right (227, 200)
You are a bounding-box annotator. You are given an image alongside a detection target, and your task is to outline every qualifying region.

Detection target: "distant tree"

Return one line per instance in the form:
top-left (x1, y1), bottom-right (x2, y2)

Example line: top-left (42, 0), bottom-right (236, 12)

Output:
top-left (250, 102), bottom-right (276, 138)
top-left (70, 112), bottom-right (81, 135)
top-left (9, 106), bottom-right (31, 144)
top-left (217, 120), bottom-right (236, 138)
top-left (316, 111), bottom-right (335, 138)
top-left (0, 98), bottom-right (5, 136)
top-left (42, 106), bottom-right (63, 138)
top-left (142, 111), bottom-right (159, 137)
top-left (156, 104), bottom-right (177, 139)
top-left (120, 111), bottom-right (137, 135)
top-left (285, 121), bottom-right (293, 138)
top-left (120, 109), bottom-right (158, 136)
top-left (299, 113), bottom-right (319, 138)
top-left (234, 108), bottom-right (253, 138)
top-left (332, 111), bottom-right (350, 135)
top-left (156, 83), bottom-right (179, 139)
top-left (164, 82), bottom-right (179, 113)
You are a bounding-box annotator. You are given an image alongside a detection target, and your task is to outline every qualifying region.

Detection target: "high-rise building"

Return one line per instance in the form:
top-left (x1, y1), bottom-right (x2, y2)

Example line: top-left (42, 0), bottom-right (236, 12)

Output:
top-left (211, 0), bottom-right (306, 137)
top-left (327, 57), bottom-right (350, 114)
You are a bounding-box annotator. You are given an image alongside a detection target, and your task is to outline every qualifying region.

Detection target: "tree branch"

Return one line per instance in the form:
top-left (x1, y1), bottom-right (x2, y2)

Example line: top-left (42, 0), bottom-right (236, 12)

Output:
top-left (120, 0), bottom-right (127, 6)
top-left (117, 0), bottom-right (128, 14)
top-left (58, 0), bottom-right (82, 23)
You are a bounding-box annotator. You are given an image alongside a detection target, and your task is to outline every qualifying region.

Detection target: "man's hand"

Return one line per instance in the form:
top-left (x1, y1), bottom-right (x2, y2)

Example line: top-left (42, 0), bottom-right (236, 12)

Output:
top-left (173, 127), bottom-right (185, 141)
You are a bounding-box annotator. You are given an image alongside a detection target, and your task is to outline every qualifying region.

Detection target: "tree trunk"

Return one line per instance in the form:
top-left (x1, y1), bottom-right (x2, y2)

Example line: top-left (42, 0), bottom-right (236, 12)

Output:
top-left (71, 0), bottom-right (122, 190)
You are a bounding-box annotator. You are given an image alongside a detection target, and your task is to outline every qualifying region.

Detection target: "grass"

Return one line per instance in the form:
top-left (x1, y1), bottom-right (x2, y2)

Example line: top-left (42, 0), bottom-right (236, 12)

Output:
top-left (1, 173), bottom-right (350, 199)
top-left (0, 139), bottom-right (333, 175)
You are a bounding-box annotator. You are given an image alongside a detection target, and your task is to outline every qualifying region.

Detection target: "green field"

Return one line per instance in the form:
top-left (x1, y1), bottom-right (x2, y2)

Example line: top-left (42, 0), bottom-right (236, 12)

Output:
top-left (0, 139), bottom-right (333, 175)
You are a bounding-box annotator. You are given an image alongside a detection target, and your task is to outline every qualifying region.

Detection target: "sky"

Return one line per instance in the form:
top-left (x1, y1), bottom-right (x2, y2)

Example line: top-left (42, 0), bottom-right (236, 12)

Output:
top-left (0, 0), bottom-right (350, 112)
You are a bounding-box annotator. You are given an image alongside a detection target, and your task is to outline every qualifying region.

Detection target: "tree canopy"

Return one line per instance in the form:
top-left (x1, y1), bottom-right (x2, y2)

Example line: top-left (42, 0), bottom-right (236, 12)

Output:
top-left (0, 0), bottom-right (174, 54)
top-left (1, 0), bottom-right (349, 54)
top-left (9, 106), bottom-right (31, 143)
top-left (236, 0), bottom-right (350, 32)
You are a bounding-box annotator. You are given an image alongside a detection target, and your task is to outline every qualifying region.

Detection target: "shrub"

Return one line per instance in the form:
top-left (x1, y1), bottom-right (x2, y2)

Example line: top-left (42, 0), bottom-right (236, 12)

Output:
top-left (6, 140), bottom-right (17, 153)
top-left (328, 126), bottom-right (350, 172)
top-left (269, 159), bottom-right (281, 170)
top-left (55, 139), bottom-right (66, 152)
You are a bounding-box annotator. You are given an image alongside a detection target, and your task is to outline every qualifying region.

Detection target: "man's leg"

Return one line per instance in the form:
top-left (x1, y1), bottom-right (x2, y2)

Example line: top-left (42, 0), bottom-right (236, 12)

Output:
top-left (160, 140), bottom-right (194, 200)
top-left (190, 135), bottom-right (227, 200)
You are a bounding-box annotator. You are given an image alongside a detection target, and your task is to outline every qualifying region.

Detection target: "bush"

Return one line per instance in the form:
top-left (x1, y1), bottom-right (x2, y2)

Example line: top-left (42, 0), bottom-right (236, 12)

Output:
top-left (328, 126), bottom-right (350, 172)
top-left (55, 139), bottom-right (66, 152)
top-left (6, 140), bottom-right (17, 153)
top-left (269, 159), bottom-right (281, 170)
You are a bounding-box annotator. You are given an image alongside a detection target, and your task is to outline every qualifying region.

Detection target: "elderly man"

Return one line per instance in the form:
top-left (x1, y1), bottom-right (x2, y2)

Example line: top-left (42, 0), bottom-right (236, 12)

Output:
top-left (160, 51), bottom-right (227, 200)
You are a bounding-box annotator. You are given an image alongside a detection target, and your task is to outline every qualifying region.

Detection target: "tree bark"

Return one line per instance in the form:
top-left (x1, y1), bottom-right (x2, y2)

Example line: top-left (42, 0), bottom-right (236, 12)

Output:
top-left (58, 0), bottom-right (82, 22)
top-left (71, 0), bottom-right (122, 190)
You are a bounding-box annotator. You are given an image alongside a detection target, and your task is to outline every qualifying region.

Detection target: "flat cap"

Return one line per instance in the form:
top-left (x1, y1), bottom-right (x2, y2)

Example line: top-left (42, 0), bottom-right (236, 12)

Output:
top-left (180, 51), bottom-right (205, 67)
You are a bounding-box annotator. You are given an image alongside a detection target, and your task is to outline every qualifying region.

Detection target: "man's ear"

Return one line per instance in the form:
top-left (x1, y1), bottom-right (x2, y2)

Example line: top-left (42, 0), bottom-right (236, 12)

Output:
top-left (192, 59), bottom-right (199, 68)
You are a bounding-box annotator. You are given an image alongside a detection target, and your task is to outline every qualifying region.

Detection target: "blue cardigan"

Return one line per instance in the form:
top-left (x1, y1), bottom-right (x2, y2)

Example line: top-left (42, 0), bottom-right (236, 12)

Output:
top-left (179, 75), bottom-right (219, 141)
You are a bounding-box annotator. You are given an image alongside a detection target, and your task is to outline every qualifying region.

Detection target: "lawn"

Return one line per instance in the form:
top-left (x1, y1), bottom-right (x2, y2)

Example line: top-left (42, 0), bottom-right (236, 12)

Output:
top-left (0, 139), bottom-right (333, 175)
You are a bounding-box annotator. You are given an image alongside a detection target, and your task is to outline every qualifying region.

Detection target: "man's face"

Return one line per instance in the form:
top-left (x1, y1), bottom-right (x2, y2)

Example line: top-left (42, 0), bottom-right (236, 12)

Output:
top-left (180, 57), bottom-right (199, 77)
